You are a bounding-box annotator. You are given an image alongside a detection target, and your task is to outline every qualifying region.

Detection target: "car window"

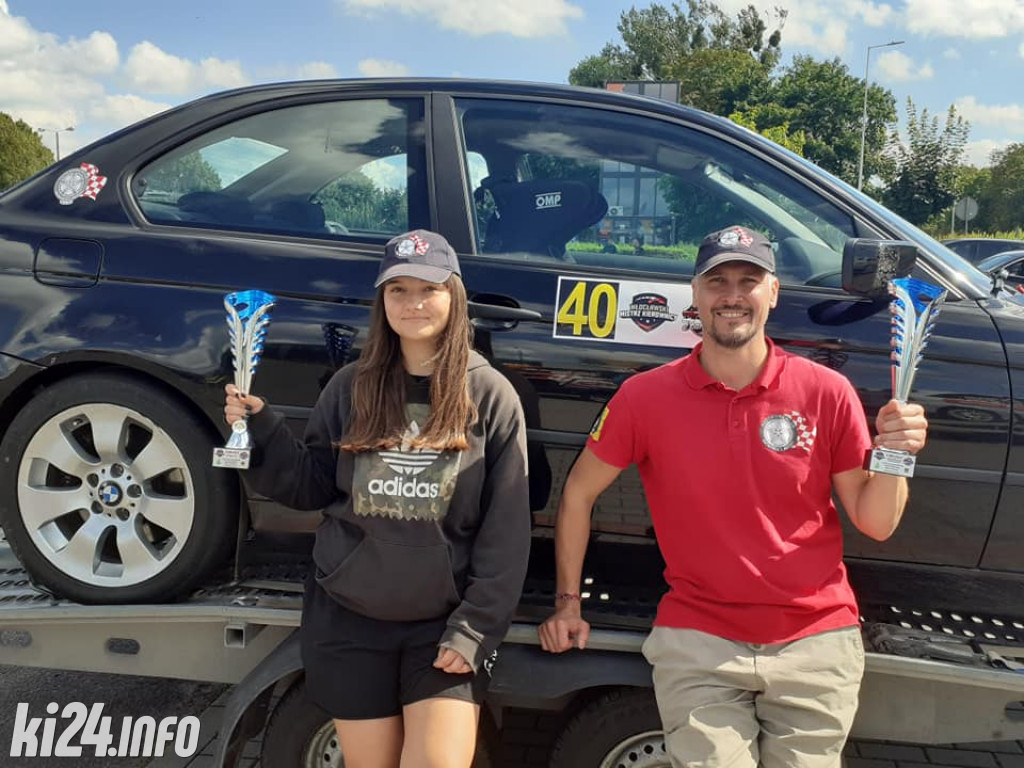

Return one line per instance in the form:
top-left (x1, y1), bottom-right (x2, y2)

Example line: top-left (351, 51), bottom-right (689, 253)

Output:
top-left (978, 240), bottom-right (1024, 261)
top-left (133, 98), bottom-right (428, 239)
top-left (456, 99), bottom-right (856, 286)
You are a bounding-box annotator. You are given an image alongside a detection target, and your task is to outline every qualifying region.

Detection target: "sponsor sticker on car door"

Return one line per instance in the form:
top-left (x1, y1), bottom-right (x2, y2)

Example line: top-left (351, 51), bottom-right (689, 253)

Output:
top-left (554, 275), bottom-right (700, 348)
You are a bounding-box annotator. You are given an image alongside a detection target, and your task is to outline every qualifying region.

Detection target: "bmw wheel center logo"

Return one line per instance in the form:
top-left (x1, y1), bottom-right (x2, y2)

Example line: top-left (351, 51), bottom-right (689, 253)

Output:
top-left (98, 481), bottom-right (123, 507)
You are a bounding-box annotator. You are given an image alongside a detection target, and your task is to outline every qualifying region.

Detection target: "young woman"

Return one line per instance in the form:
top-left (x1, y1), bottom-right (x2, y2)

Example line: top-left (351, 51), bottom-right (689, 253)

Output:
top-left (224, 229), bottom-right (530, 768)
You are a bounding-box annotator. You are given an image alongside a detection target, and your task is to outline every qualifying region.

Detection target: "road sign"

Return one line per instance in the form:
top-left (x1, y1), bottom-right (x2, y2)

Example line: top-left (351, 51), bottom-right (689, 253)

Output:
top-left (955, 196), bottom-right (979, 222)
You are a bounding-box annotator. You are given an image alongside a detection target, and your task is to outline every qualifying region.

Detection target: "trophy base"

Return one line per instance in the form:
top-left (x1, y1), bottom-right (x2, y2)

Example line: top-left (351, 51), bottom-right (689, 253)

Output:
top-left (867, 447), bottom-right (916, 477)
top-left (212, 447), bottom-right (251, 470)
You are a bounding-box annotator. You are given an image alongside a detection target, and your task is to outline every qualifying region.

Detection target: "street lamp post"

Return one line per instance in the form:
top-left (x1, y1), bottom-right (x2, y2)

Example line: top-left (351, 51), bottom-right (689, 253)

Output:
top-left (857, 40), bottom-right (904, 191)
top-left (38, 126), bottom-right (75, 161)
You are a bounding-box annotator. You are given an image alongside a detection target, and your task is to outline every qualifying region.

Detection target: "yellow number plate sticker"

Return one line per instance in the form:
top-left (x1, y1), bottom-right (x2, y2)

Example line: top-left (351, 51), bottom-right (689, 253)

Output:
top-left (553, 276), bottom-right (700, 348)
top-left (555, 278), bottom-right (619, 339)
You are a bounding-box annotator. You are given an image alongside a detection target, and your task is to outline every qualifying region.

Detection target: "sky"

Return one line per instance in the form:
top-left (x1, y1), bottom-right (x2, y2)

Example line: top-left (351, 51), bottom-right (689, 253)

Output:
top-left (2, 0), bottom-right (1023, 169)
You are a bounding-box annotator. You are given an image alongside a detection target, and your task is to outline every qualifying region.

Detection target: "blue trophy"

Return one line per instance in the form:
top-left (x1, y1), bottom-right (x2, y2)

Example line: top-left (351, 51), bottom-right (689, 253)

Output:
top-left (868, 277), bottom-right (946, 477)
top-left (212, 290), bottom-right (276, 470)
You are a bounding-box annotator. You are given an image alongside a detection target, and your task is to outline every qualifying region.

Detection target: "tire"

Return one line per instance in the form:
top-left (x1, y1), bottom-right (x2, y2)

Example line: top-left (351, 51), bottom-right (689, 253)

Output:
top-left (262, 679), bottom-right (494, 768)
top-left (0, 373), bottom-right (237, 603)
top-left (550, 689), bottom-right (669, 768)
top-left (262, 684), bottom-right (342, 768)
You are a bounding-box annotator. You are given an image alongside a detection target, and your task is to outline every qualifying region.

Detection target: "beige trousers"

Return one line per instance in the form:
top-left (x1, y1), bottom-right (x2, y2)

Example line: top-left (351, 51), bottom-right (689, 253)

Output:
top-left (642, 626), bottom-right (864, 768)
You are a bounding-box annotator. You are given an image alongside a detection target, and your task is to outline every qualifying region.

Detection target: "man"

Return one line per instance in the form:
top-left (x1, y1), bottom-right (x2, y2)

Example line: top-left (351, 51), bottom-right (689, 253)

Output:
top-left (538, 225), bottom-right (928, 768)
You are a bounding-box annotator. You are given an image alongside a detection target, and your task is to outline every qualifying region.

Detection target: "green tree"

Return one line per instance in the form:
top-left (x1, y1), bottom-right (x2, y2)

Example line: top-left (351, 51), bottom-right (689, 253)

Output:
top-left (145, 152), bottom-right (222, 197)
top-left (0, 113), bottom-right (55, 190)
top-left (316, 171), bottom-right (407, 233)
top-left (977, 143), bottom-right (1024, 232)
top-left (772, 56), bottom-right (896, 185)
top-left (882, 100), bottom-right (969, 226)
top-left (569, 1), bottom-right (785, 88)
top-left (569, 44), bottom-right (637, 88)
top-left (667, 48), bottom-right (772, 115)
top-left (729, 107), bottom-right (806, 156)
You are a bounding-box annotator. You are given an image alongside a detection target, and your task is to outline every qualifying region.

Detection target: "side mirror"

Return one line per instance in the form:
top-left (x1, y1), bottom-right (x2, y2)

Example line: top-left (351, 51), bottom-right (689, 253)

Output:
top-left (842, 239), bottom-right (918, 299)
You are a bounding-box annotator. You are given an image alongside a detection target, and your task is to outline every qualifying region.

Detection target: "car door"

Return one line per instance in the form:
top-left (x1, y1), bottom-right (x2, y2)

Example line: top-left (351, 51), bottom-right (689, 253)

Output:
top-left (110, 93), bottom-right (432, 530)
top-left (435, 93), bottom-right (1007, 579)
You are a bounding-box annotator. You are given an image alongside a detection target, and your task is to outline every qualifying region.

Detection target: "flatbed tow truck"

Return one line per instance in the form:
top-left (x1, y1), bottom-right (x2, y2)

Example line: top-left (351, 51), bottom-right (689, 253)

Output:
top-left (2, 547), bottom-right (1024, 768)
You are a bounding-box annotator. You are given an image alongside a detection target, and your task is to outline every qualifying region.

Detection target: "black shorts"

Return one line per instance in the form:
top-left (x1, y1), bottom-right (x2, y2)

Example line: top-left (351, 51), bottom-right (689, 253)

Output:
top-left (300, 574), bottom-right (491, 720)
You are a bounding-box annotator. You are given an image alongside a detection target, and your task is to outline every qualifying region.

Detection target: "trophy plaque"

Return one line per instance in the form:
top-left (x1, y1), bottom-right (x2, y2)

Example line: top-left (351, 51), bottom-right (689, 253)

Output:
top-left (212, 289), bottom-right (276, 470)
top-left (868, 277), bottom-right (946, 477)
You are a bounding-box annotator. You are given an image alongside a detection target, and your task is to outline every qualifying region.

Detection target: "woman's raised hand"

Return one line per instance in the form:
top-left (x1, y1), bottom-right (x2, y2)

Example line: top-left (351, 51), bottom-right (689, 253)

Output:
top-left (224, 383), bottom-right (265, 425)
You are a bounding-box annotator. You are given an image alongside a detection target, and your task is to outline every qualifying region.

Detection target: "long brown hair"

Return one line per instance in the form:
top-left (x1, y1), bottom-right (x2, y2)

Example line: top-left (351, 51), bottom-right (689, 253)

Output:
top-left (341, 275), bottom-right (477, 452)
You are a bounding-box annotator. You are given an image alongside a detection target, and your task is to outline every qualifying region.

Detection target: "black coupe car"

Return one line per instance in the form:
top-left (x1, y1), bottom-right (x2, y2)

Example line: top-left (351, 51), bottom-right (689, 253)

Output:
top-left (1, 79), bottom-right (1022, 617)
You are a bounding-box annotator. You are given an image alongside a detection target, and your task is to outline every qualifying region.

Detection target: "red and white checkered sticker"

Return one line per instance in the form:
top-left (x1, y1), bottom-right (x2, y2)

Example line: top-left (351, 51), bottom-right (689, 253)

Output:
top-left (53, 163), bottom-right (108, 206)
top-left (719, 226), bottom-right (754, 248)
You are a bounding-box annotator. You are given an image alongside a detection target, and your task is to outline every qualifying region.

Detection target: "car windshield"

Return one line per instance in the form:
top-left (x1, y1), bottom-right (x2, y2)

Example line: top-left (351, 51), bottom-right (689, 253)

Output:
top-left (763, 136), bottom-right (991, 296)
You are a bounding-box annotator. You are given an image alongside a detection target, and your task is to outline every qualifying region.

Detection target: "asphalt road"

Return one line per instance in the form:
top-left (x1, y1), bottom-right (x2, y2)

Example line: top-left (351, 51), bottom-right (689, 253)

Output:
top-left (0, 665), bottom-right (227, 768)
top-left (0, 536), bottom-right (227, 768)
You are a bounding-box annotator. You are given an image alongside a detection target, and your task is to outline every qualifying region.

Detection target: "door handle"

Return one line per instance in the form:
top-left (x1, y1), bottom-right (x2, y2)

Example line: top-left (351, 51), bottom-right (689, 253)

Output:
top-left (468, 301), bottom-right (541, 322)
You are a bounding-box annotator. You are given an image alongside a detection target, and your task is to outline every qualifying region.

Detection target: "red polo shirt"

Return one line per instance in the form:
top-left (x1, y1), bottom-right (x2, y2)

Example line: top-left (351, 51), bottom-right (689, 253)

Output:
top-left (587, 339), bottom-right (872, 644)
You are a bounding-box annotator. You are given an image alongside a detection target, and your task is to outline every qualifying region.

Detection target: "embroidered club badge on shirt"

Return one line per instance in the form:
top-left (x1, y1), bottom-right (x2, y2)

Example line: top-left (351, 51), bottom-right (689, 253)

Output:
top-left (760, 412), bottom-right (816, 453)
top-left (53, 163), bottom-right (108, 206)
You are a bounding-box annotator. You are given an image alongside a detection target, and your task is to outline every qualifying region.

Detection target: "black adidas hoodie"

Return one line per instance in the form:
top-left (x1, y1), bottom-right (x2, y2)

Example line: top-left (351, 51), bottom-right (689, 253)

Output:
top-left (243, 351), bottom-right (530, 672)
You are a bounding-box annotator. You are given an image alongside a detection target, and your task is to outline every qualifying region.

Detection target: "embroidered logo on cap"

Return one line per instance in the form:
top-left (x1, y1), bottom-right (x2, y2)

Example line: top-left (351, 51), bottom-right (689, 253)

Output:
top-left (396, 235), bottom-right (430, 259)
top-left (719, 226), bottom-right (754, 249)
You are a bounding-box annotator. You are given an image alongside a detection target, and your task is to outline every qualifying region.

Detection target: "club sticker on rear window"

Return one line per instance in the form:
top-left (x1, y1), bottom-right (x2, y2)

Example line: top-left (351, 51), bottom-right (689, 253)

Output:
top-left (53, 162), bottom-right (108, 206)
top-left (554, 275), bottom-right (701, 348)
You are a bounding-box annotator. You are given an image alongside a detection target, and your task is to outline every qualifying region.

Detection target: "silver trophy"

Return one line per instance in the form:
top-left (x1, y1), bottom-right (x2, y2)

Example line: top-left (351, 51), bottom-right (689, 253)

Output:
top-left (868, 277), bottom-right (946, 477)
top-left (212, 290), bottom-right (277, 470)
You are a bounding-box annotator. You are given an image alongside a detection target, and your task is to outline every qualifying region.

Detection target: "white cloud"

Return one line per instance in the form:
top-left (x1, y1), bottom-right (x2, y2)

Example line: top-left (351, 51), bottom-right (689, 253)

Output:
top-left (905, 0), bottom-right (1024, 38)
top-left (782, 17), bottom-right (850, 54)
top-left (955, 95), bottom-right (1024, 132)
top-left (707, 0), bottom-right (901, 53)
top-left (943, 48), bottom-right (961, 60)
top-left (847, 0), bottom-right (896, 26)
top-left (343, 0), bottom-right (584, 37)
top-left (876, 51), bottom-right (934, 81)
top-left (295, 61), bottom-right (338, 79)
top-left (89, 94), bottom-right (171, 127)
top-left (0, 0), bottom-right (8, 14)
top-left (0, 9), bottom-right (40, 58)
top-left (124, 42), bottom-right (248, 95)
top-left (62, 32), bottom-right (120, 75)
top-left (357, 58), bottom-right (410, 77)
top-left (964, 138), bottom-right (1011, 167)
top-left (199, 57), bottom-right (247, 89)
top-left (708, 1), bottom-right (852, 54)
top-left (123, 41), bottom-right (194, 94)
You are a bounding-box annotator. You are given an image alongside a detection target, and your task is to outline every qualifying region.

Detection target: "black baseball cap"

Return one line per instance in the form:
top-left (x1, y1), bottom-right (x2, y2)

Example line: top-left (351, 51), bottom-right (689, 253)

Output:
top-left (375, 230), bottom-right (461, 288)
top-left (695, 226), bottom-right (775, 276)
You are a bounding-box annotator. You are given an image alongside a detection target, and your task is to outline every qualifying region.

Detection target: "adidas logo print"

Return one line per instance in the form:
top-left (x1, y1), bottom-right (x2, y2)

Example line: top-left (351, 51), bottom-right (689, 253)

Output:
top-left (369, 421), bottom-right (442, 498)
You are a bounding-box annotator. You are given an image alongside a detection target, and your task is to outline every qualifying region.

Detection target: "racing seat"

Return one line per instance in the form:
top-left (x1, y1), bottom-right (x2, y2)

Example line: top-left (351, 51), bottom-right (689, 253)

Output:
top-left (265, 199), bottom-right (327, 235)
top-left (177, 191), bottom-right (255, 229)
top-left (480, 178), bottom-right (609, 260)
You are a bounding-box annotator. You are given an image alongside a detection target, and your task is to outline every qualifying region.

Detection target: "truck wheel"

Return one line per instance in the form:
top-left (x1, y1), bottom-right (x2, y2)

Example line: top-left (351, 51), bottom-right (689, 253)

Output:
top-left (262, 681), bottom-right (494, 768)
top-left (0, 373), bottom-right (236, 603)
top-left (550, 689), bottom-right (669, 768)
